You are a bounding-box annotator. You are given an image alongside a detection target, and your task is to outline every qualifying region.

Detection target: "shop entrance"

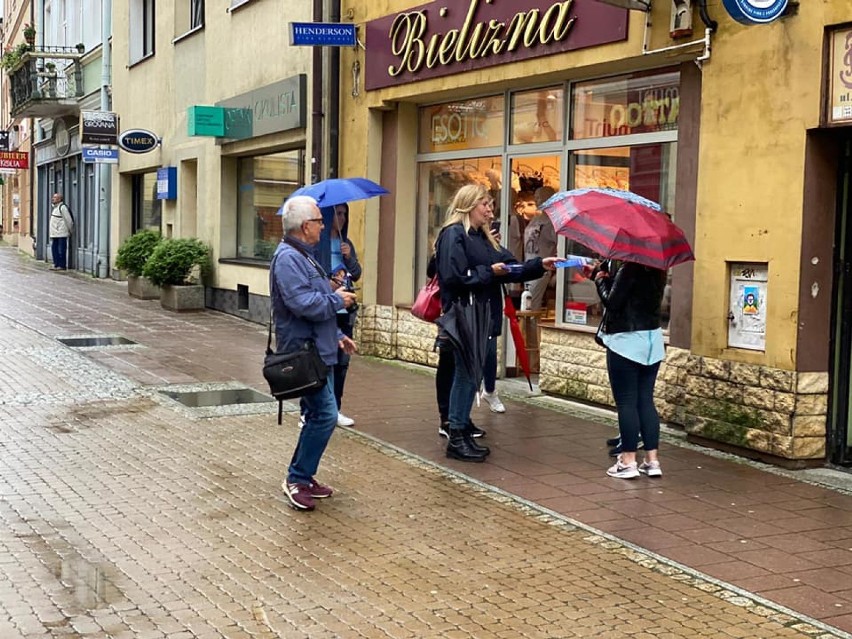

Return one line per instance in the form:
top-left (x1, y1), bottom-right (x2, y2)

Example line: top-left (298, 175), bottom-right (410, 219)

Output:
top-left (829, 136), bottom-right (852, 466)
top-left (502, 154), bottom-right (562, 379)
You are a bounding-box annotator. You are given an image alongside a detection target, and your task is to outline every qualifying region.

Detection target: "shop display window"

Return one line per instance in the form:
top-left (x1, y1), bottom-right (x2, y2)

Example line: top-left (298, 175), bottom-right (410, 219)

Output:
top-left (510, 86), bottom-right (564, 145)
top-left (419, 95), bottom-right (504, 154)
top-left (560, 143), bottom-right (676, 330)
top-left (571, 70), bottom-right (680, 140)
top-left (236, 149), bottom-right (304, 260)
top-left (417, 156), bottom-right (502, 280)
top-left (132, 171), bottom-right (162, 232)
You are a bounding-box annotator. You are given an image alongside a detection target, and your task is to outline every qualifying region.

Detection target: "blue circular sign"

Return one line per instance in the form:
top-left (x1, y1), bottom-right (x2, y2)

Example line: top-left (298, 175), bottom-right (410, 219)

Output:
top-left (118, 128), bottom-right (160, 154)
top-left (722, 0), bottom-right (788, 24)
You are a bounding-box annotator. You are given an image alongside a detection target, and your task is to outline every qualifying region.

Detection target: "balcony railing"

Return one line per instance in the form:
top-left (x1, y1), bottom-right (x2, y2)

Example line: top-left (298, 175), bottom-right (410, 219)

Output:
top-left (8, 47), bottom-right (85, 119)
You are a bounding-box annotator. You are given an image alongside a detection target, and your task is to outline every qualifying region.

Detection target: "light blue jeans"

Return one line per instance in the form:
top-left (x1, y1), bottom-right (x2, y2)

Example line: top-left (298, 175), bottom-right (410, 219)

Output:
top-left (288, 371), bottom-right (337, 485)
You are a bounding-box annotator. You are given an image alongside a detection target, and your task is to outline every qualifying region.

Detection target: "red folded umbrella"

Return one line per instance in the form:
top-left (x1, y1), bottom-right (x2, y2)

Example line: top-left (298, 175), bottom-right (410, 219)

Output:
top-left (502, 289), bottom-right (533, 391)
top-left (541, 188), bottom-right (694, 270)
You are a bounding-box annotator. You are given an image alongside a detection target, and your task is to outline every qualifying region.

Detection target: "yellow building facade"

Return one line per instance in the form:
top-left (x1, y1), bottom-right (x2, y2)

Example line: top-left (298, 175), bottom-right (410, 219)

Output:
top-left (338, 0), bottom-right (852, 466)
top-left (110, 0), bottom-right (317, 316)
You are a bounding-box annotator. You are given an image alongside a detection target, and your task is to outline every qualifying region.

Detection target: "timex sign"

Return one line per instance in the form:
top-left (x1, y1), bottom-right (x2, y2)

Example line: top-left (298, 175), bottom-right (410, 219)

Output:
top-left (118, 129), bottom-right (160, 153)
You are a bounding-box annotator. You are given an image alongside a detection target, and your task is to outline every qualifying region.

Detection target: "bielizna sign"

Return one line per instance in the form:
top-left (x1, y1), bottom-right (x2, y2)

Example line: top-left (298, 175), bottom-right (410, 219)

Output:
top-left (722, 0), bottom-right (788, 25)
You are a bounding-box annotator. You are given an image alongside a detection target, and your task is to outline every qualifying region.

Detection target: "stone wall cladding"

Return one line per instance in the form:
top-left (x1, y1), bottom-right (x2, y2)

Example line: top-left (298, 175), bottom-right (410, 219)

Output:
top-left (360, 309), bottom-right (829, 462)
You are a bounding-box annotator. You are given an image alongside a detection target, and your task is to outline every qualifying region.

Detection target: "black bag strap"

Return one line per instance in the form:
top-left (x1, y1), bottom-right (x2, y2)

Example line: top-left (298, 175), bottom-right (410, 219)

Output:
top-left (267, 238), bottom-right (329, 355)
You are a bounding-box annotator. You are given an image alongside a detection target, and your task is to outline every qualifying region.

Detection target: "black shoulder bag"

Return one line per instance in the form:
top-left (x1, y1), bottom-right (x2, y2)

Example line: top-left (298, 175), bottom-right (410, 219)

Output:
top-left (263, 240), bottom-right (330, 424)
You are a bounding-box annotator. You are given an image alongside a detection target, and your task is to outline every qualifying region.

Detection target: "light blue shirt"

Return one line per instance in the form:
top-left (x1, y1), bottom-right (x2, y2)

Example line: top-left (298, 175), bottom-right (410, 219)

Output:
top-left (330, 238), bottom-right (343, 273)
top-left (601, 328), bottom-right (665, 366)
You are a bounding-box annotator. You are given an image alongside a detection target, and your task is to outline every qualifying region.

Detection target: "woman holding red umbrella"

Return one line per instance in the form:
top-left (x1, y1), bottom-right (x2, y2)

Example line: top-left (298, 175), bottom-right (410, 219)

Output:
top-left (589, 260), bottom-right (667, 479)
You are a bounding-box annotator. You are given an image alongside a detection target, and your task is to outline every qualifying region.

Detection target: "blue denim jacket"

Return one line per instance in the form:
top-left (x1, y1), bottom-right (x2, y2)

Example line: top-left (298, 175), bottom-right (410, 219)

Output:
top-left (270, 238), bottom-right (344, 366)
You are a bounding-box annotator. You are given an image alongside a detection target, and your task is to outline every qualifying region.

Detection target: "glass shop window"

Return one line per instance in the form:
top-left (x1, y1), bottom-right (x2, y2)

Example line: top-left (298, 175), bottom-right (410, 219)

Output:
top-left (236, 149), bottom-right (304, 261)
top-left (510, 86), bottom-right (565, 145)
top-left (418, 95), bottom-right (505, 154)
top-left (132, 171), bottom-right (161, 232)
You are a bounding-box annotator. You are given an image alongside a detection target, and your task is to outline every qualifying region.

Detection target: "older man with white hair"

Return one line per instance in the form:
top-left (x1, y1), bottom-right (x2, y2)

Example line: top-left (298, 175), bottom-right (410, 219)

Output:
top-left (272, 195), bottom-right (357, 511)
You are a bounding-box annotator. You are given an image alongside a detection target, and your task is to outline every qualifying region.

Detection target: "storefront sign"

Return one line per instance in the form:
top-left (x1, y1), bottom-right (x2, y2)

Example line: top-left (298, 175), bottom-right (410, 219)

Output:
top-left (722, 0), bottom-right (788, 25)
top-left (365, 0), bottom-right (627, 91)
top-left (80, 111), bottom-right (119, 145)
top-left (419, 95), bottom-right (504, 153)
top-left (82, 146), bottom-right (119, 163)
top-left (216, 75), bottom-right (306, 139)
top-left (828, 27), bottom-right (852, 126)
top-left (0, 151), bottom-right (28, 169)
top-left (188, 106), bottom-right (226, 137)
top-left (289, 22), bottom-right (357, 47)
top-left (156, 167), bottom-right (177, 200)
top-left (118, 128), bottom-right (160, 153)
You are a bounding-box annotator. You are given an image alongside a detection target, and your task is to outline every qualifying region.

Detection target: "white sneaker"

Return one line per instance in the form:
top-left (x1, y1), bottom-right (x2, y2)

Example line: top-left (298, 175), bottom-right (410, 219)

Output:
top-left (337, 413), bottom-right (355, 427)
top-left (480, 390), bottom-right (505, 413)
top-left (639, 460), bottom-right (662, 478)
top-left (298, 414), bottom-right (305, 428)
top-left (606, 456), bottom-right (640, 479)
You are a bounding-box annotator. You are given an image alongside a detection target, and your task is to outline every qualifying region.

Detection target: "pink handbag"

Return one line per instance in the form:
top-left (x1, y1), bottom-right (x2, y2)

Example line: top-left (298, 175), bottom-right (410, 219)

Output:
top-left (411, 275), bottom-right (442, 322)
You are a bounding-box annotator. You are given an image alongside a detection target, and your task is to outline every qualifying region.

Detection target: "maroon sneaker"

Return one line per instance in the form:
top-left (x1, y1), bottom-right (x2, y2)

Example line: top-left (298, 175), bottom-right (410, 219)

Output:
top-left (283, 482), bottom-right (315, 511)
top-left (308, 479), bottom-right (334, 499)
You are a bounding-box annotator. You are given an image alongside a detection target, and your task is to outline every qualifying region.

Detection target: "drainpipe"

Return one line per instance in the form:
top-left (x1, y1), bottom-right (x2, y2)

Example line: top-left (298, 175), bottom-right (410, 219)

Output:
top-left (327, 0), bottom-right (340, 180)
top-left (96, 0), bottom-right (111, 278)
top-left (311, 0), bottom-right (323, 184)
top-left (28, 0), bottom-right (36, 250)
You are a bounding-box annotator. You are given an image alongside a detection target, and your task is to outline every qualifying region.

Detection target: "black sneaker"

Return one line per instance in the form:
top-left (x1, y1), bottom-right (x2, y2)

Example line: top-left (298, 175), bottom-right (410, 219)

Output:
top-left (608, 441), bottom-right (644, 457)
top-left (467, 421), bottom-right (486, 438)
top-left (606, 436), bottom-right (620, 447)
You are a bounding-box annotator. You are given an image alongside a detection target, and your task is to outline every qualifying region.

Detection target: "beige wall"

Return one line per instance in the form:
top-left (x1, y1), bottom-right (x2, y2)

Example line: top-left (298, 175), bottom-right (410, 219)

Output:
top-left (110, 0), bottom-right (314, 295)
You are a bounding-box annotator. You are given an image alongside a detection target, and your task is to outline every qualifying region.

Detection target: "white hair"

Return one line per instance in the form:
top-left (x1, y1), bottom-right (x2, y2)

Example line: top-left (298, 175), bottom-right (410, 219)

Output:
top-left (281, 195), bottom-right (319, 234)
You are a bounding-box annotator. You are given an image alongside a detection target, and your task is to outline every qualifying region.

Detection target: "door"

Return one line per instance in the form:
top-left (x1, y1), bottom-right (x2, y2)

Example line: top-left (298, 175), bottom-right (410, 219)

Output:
top-left (829, 136), bottom-right (852, 466)
top-left (502, 154), bottom-right (562, 378)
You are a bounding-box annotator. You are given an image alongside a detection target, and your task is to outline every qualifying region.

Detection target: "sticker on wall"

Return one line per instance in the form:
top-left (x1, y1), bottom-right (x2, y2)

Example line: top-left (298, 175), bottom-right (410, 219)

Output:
top-left (728, 263), bottom-right (768, 351)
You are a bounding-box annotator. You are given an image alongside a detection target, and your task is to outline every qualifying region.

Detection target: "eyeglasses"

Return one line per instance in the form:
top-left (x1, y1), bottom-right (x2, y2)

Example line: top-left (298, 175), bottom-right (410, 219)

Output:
top-left (305, 218), bottom-right (324, 224)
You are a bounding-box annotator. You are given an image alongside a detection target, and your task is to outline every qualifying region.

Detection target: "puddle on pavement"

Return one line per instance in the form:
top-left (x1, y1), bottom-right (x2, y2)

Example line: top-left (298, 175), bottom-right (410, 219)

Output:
top-left (160, 387), bottom-right (274, 408)
top-left (53, 558), bottom-right (123, 609)
top-left (58, 336), bottom-right (137, 347)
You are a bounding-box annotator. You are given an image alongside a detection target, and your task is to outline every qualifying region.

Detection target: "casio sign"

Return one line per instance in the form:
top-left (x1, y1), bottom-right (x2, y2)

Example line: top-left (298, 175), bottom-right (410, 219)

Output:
top-left (117, 129), bottom-right (160, 154)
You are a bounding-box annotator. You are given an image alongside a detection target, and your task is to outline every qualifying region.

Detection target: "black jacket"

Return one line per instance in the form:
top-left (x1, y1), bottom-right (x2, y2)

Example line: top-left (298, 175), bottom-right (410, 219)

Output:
top-left (595, 262), bottom-right (666, 334)
top-left (434, 223), bottom-right (544, 337)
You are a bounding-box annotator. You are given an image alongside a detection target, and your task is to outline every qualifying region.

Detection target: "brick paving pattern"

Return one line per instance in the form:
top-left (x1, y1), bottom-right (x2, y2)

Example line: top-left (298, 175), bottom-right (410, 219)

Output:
top-left (0, 246), bottom-right (850, 637)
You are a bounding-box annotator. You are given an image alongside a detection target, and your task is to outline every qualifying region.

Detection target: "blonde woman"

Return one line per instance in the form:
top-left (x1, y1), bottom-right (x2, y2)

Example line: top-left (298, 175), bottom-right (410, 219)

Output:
top-left (434, 184), bottom-right (558, 462)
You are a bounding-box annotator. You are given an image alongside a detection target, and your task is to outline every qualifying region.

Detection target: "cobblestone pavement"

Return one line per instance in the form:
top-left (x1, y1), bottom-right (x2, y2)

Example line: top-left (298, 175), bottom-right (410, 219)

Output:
top-left (0, 247), bottom-right (849, 638)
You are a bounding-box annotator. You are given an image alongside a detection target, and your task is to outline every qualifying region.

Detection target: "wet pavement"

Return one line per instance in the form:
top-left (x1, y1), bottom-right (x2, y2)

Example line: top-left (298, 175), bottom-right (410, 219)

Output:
top-left (0, 245), bottom-right (851, 638)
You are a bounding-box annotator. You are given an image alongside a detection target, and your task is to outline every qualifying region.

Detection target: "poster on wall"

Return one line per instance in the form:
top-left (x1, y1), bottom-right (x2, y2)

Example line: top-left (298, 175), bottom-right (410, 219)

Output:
top-left (728, 262), bottom-right (768, 351)
top-left (828, 27), bottom-right (852, 126)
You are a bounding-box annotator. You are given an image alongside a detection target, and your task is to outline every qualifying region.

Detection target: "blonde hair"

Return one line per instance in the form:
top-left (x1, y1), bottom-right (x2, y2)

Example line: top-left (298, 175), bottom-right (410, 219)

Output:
top-left (439, 184), bottom-right (498, 250)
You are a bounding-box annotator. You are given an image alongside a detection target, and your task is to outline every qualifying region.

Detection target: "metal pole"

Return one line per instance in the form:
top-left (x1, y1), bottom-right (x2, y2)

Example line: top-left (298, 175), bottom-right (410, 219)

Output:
top-left (96, 0), bottom-right (111, 278)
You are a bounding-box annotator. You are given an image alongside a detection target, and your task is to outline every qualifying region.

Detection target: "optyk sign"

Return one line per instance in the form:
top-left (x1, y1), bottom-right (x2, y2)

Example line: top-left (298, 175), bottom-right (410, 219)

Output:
top-left (722, 0), bottom-right (788, 25)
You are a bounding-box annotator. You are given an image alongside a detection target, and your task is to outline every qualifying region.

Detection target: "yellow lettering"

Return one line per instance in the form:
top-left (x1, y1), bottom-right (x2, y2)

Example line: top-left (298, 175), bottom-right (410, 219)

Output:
top-left (523, 10), bottom-right (541, 48)
top-left (552, 1), bottom-right (576, 40)
top-left (480, 21), bottom-right (506, 56)
top-left (505, 12), bottom-right (537, 51)
top-left (454, 0), bottom-right (481, 62)
top-left (438, 30), bottom-right (459, 65)
top-left (389, 12), bottom-right (427, 76)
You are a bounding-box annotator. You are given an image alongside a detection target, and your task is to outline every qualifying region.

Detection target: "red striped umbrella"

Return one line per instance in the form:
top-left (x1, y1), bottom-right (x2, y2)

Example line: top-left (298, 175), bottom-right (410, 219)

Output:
top-left (540, 188), bottom-right (694, 270)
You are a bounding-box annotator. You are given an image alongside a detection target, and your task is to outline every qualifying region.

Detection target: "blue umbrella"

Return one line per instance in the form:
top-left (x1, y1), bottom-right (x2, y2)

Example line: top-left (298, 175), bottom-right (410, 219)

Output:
top-left (285, 177), bottom-right (389, 209)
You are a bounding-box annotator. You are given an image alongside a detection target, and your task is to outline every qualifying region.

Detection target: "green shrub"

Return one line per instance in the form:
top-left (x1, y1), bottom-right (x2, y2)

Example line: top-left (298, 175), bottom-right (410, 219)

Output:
top-left (115, 230), bottom-right (162, 277)
top-left (142, 238), bottom-right (210, 287)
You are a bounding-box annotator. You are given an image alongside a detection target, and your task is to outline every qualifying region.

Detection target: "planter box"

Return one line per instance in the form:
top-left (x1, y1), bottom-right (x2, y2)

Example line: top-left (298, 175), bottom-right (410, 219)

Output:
top-left (160, 284), bottom-right (205, 312)
top-left (127, 275), bottom-right (160, 300)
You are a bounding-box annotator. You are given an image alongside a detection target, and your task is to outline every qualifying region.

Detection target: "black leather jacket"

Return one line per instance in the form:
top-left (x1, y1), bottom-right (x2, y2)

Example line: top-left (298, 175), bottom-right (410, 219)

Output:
top-left (595, 262), bottom-right (666, 334)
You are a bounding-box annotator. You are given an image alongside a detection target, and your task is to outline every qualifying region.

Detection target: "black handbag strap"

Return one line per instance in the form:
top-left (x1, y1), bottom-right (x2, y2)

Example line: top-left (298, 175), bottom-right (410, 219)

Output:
top-left (267, 237), bottom-right (330, 355)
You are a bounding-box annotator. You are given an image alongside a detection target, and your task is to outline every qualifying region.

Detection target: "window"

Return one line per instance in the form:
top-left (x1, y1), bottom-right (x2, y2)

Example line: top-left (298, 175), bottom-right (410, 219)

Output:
top-left (418, 95), bottom-right (504, 154)
top-left (132, 172), bottom-right (161, 232)
top-left (175, 0), bottom-right (204, 37)
top-left (236, 150), bottom-right (304, 261)
top-left (510, 86), bottom-right (564, 145)
top-left (129, 0), bottom-right (155, 63)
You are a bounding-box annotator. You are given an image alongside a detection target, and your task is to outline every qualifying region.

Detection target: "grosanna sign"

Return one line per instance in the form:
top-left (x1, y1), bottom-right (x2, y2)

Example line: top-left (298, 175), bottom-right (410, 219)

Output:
top-left (365, 0), bottom-right (628, 91)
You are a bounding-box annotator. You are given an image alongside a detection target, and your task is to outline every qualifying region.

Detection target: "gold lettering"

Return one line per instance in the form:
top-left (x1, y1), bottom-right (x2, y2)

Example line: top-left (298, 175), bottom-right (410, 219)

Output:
top-left (505, 12), bottom-right (536, 51)
top-left (480, 20), bottom-right (506, 56)
top-left (523, 10), bottom-right (541, 48)
top-left (465, 22), bottom-right (487, 59)
top-left (438, 30), bottom-right (459, 65)
top-left (425, 31), bottom-right (441, 68)
top-left (454, 0), bottom-right (480, 62)
top-left (666, 96), bottom-right (680, 124)
top-left (552, 1), bottom-right (576, 40)
top-left (389, 12), bottom-right (427, 76)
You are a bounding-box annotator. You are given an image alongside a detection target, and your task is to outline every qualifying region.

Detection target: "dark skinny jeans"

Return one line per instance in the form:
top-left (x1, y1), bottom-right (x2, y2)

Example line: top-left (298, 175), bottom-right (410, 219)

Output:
top-left (606, 349), bottom-right (661, 453)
